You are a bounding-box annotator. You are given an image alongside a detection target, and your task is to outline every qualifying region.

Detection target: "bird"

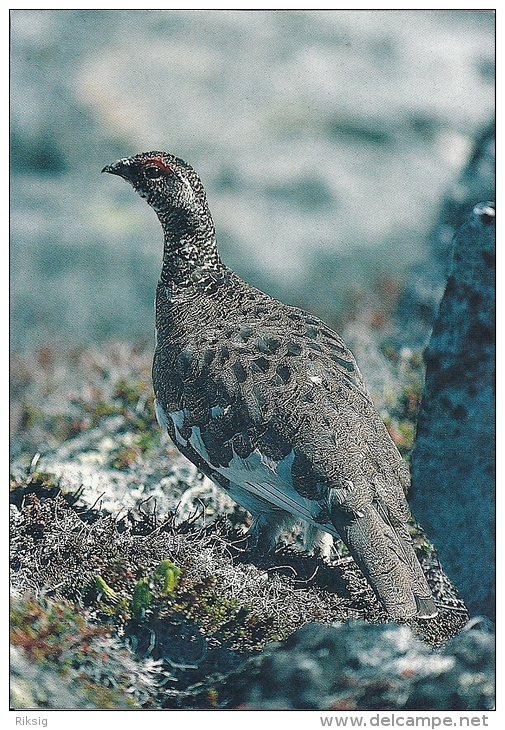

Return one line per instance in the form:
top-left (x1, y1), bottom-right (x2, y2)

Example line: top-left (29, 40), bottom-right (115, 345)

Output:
top-left (102, 151), bottom-right (437, 621)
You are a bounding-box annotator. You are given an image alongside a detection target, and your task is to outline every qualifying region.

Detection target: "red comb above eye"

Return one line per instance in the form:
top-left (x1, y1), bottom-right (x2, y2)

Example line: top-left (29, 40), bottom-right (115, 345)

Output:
top-left (141, 157), bottom-right (173, 174)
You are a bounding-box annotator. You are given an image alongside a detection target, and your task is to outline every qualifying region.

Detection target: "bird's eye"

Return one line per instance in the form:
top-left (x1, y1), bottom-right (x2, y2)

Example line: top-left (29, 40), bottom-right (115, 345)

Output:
top-left (144, 166), bottom-right (164, 180)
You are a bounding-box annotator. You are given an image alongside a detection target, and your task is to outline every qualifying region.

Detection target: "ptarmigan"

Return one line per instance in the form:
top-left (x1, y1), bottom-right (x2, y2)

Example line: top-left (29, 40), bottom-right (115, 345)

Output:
top-left (102, 151), bottom-right (437, 621)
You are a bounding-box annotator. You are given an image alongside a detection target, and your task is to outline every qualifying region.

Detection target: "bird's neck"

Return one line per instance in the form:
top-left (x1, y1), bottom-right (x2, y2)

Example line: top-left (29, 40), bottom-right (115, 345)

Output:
top-left (157, 205), bottom-right (225, 289)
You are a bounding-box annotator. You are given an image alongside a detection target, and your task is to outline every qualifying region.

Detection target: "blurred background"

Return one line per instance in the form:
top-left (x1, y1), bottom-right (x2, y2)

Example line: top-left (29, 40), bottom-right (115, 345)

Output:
top-left (10, 9), bottom-right (495, 355)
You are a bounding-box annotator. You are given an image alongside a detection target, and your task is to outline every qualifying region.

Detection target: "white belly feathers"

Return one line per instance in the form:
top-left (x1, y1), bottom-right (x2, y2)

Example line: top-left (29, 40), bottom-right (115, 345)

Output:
top-left (155, 398), bottom-right (337, 536)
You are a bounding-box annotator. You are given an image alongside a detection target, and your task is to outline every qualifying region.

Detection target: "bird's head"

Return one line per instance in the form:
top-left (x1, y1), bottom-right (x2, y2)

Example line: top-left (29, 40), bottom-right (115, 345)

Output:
top-left (102, 151), bottom-right (207, 218)
top-left (103, 152), bottom-right (222, 284)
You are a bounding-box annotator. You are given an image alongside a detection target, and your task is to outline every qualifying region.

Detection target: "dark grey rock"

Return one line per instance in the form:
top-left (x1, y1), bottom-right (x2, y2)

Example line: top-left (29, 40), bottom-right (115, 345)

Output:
top-left (238, 618), bottom-right (494, 710)
top-left (411, 202), bottom-right (495, 620)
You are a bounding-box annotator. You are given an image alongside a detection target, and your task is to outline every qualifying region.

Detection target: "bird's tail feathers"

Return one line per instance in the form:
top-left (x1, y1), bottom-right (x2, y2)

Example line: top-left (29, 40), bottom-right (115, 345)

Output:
top-left (331, 503), bottom-right (437, 621)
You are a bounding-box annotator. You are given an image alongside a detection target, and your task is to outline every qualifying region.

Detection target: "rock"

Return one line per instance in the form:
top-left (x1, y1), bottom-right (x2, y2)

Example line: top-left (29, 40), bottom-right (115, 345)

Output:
top-left (236, 618), bottom-right (494, 710)
top-left (411, 202), bottom-right (495, 620)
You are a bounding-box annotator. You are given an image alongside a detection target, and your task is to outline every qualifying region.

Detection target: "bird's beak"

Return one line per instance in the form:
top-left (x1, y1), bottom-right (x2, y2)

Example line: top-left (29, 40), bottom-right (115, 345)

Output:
top-left (101, 159), bottom-right (131, 178)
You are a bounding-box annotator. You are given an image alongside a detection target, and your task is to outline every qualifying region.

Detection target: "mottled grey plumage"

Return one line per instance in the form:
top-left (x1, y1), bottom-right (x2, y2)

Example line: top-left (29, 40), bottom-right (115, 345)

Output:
top-left (102, 151), bottom-right (437, 621)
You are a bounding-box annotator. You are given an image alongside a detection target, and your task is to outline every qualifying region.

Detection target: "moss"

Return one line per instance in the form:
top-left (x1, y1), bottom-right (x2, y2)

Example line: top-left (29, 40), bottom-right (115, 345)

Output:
top-left (384, 415), bottom-right (417, 460)
top-left (399, 379), bottom-right (423, 420)
top-left (87, 556), bottom-right (281, 652)
top-left (154, 560), bottom-right (181, 595)
top-left (89, 399), bottom-right (118, 425)
top-left (93, 575), bottom-right (130, 618)
top-left (170, 575), bottom-right (282, 650)
top-left (131, 576), bottom-right (152, 619)
top-left (111, 377), bottom-right (158, 432)
top-left (205, 688), bottom-right (219, 707)
top-left (409, 522), bottom-right (437, 557)
top-left (397, 420), bottom-right (416, 448)
top-left (10, 469), bottom-right (61, 493)
top-left (87, 378), bottom-right (155, 430)
top-left (113, 377), bottom-right (148, 409)
top-left (11, 346), bottom-right (160, 456)
top-left (74, 682), bottom-right (136, 710)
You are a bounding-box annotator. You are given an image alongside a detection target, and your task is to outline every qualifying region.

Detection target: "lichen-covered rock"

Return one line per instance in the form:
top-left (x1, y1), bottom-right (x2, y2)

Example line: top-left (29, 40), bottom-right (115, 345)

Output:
top-left (235, 618), bottom-right (494, 710)
top-left (411, 202), bottom-right (495, 620)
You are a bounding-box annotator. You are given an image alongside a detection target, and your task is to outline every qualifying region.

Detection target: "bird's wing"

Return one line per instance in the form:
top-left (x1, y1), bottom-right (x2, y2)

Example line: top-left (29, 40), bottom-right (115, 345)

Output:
top-left (154, 301), bottom-right (408, 526)
top-left (155, 393), bottom-right (339, 535)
